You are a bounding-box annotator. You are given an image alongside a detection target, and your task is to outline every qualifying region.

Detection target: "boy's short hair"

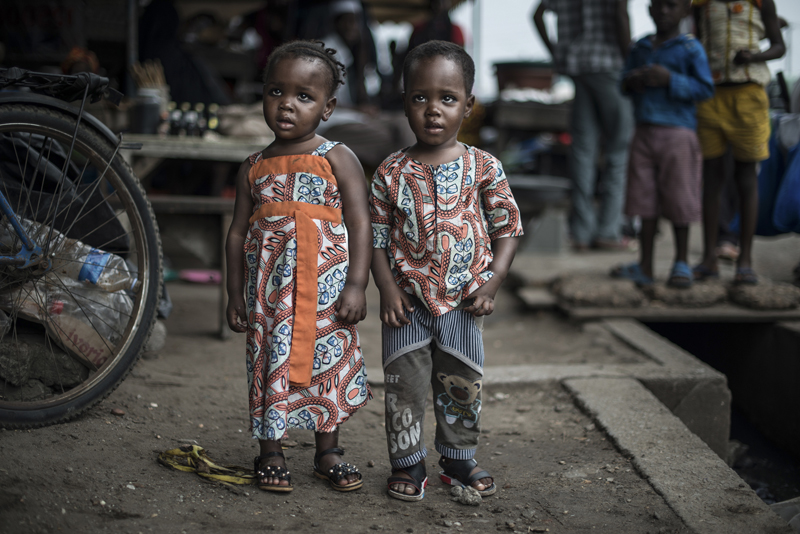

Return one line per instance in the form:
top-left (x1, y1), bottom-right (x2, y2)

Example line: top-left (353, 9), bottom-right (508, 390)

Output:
top-left (262, 40), bottom-right (346, 97)
top-left (403, 40), bottom-right (475, 94)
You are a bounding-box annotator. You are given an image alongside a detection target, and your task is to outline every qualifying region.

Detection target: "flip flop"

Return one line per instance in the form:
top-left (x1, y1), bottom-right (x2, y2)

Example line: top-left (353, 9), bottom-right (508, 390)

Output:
top-left (734, 267), bottom-right (758, 286)
top-left (438, 457), bottom-right (496, 497)
top-left (313, 447), bottom-right (363, 492)
top-left (692, 264), bottom-right (719, 281)
top-left (609, 262), bottom-right (654, 288)
top-left (387, 462), bottom-right (427, 502)
top-left (667, 261), bottom-right (693, 289)
top-left (157, 444), bottom-right (257, 486)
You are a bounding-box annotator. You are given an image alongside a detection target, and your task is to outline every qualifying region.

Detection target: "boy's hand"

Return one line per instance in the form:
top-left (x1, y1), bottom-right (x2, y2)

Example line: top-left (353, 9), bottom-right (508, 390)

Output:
top-left (335, 284), bottom-right (367, 324)
top-left (624, 70), bottom-right (647, 93)
top-left (463, 278), bottom-right (502, 317)
top-left (733, 50), bottom-right (753, 65)
top-left (226, 296), bottom-right (248, 333)
top-left (642, 64), bottom-right (671, 87)
top-left (379, 285), bottom-right (415, 328)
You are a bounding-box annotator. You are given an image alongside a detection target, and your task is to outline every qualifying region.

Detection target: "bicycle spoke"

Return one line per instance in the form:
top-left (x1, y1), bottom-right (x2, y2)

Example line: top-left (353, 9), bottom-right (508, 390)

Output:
top-left (31, 136), bottom-right (56, 227)
top-left (56, 142), bottom-right (122, 241)
top-left (45, 270), bottom-right (118, 354)
top-left (27, 281), bottom-right (67, 395)
top-left (16, 277), bottom-right (102, 372)
top-left (39, 274), bottom-right (134, 322)
top-left (0, 100), bottom-right (159, 426)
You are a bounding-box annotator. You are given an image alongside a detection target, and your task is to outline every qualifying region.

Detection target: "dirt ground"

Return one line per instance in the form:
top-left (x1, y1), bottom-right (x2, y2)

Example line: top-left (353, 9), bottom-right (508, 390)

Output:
top-left (0, 283), bottom-right (687, 534)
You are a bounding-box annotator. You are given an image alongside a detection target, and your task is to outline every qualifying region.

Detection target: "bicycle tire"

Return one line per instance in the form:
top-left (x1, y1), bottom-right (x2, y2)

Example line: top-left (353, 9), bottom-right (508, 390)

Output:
top-left (0, 103), bottom-right (162, 428)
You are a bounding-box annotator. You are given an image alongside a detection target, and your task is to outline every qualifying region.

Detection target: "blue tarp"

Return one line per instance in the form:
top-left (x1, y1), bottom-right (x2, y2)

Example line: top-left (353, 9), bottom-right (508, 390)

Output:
top-left (732, 114), bottom-right (800, 236)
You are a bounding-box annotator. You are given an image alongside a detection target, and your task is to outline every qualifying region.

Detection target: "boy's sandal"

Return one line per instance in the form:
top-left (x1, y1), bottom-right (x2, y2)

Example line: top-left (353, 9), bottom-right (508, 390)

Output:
top-left (667, 261), bottom-right (693, 289)
top-left (692, 264), bottom-right (719, 281)
top-left (387, 461), bottom-right (428, 502)
top-left (254, 451), bottom-right (293, 492)
top-left (734, 267), bottom-right (758, 286)
top-left (609, 262), bottom-right (654, 288)
top-left (313, 447), bottom-right (363, 492)
top-left (438, 457), bottom-right (497, 497)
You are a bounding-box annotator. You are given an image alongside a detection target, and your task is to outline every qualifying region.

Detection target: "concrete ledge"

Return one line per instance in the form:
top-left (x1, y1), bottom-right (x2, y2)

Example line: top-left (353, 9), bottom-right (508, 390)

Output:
top-left (368, 318), bottom-right (731, 460)
top-left (564, 377), bottom-right (792, 534)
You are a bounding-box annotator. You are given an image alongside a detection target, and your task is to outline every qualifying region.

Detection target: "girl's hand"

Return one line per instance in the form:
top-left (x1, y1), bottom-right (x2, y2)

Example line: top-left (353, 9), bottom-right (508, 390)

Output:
top-left (335, 284), bottom-right (367, 324)
top-left (379, 285), bottom-right (415, 328)
top-left (226, 296), bottom-right (248, 333)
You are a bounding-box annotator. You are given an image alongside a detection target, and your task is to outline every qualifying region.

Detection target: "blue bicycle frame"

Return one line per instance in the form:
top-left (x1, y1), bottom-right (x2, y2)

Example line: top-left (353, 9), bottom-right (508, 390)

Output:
top-left (0, 190), bottom-right (46, 269)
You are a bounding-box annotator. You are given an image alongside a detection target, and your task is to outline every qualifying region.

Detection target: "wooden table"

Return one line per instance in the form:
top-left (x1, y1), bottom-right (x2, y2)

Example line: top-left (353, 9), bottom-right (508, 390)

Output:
top-left (120, 136), bottom-right (273, 339)
top-left (120, 133), bottom-right (272, 182)
top-left (147, 195), bottom-right (235, 339)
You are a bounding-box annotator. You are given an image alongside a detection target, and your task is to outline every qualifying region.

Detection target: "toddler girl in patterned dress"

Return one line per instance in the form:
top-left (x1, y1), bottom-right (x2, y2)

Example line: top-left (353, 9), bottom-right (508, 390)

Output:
top-left (225, 40), bottom-right (372, 493)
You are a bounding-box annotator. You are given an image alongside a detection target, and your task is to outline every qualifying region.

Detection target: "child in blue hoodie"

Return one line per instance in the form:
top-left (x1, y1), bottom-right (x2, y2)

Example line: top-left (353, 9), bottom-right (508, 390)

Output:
top-left (611, 0), bottom-right (714, 288)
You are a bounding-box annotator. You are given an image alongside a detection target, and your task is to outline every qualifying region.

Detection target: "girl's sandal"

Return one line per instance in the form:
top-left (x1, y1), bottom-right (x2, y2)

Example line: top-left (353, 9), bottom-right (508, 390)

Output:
top-left (438, 457), bottom-right (497, 497)
top-left (313, 447), bottom-right (363, 492)
top-left (254, 451), bottom-right (293, 492)
top-left (387, 461), bottom-right (427, 502)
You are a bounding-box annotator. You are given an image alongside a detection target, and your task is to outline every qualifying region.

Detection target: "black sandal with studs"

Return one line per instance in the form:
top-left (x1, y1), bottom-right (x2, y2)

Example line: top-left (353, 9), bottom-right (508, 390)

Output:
top-left (254, 451), bottom-right (293, 492)
top-left (313, 447), bottom-right (363, 492)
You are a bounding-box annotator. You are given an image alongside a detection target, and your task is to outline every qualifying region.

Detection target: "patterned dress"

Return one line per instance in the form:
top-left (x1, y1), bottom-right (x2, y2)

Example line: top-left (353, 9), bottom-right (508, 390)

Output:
top-left (245, 141), bottom-right (370, 441)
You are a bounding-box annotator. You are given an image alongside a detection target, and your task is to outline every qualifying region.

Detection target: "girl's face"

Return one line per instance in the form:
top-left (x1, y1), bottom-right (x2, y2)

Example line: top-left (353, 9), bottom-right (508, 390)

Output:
top-left (403, 56), bottom-right (474, 150)
top-left (263, 57), bottom-right (336, 144)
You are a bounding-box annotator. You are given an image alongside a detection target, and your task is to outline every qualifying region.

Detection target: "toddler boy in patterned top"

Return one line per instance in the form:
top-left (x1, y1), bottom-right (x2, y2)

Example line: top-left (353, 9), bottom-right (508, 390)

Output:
top-left (369, 40), bottom-right (523, 502)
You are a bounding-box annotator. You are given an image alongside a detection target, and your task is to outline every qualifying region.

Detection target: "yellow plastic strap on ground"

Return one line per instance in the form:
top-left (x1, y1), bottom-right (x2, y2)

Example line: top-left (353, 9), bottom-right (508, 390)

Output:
top-left (157, 444), bottom-right (257, 485)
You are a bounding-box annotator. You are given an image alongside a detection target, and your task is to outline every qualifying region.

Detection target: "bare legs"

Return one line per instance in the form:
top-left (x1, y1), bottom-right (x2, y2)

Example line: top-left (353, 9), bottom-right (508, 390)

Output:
top-left (698, 156), bottom-right (758, 276)
top-left (637, 218), bottom-right (689, 279)
top-left (314, 429), bottom-right (360, 486)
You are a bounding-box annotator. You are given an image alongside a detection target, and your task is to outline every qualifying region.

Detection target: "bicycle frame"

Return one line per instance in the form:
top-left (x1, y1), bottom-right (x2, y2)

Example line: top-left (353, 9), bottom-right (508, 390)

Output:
top-left (0, 68), bottom-right (141, 272)
top-left (0, 190), bottom-right (45, 268)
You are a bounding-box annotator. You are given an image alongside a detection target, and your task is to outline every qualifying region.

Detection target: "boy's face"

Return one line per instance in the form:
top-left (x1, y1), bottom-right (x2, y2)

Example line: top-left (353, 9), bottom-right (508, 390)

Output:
top-left (403, 56), bottom-right (475, 150)
top-left (262, 57), bottom-right (336, 144)
top-left (649, 0), bottom-right (688, 34)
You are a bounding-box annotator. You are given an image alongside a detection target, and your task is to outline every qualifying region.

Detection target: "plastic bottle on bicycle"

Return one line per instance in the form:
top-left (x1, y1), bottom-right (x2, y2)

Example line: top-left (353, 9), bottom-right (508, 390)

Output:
top-left (7, 219), bottom-right (138, 293)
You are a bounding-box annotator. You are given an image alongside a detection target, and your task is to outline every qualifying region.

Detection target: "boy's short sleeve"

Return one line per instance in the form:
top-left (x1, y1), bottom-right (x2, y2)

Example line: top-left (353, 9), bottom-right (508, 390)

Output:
top-left (479, 159), bottom-right (524, 240)
top-left (369, 170), bottom-right (393, 249)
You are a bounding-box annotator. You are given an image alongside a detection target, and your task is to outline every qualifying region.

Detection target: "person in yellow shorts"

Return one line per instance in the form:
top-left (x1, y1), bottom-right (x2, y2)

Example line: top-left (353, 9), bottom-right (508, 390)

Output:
top-left (692, 0), bottom-right (784, 285)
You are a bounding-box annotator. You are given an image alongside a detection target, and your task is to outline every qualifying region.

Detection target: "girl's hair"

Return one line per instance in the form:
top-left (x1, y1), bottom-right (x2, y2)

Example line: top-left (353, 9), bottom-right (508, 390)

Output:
top-left (262, 40), bottom-right (346, 96)
top-left (403, 40), bottom-right (475, 94)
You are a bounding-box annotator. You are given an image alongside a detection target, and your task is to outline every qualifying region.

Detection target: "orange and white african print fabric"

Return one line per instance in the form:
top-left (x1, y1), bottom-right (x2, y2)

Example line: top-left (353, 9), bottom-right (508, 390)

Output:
top-left (370, 146), bottom-right (523, 316)
top-left (245, 141), bottom-right (370, 441)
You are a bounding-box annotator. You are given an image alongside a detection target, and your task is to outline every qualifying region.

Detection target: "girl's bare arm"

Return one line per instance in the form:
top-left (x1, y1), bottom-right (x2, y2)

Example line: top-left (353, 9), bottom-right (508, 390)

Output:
top-left (225, 159), bottom-right (255, 332)
top-left (328, 144), bottom-right (372, 324)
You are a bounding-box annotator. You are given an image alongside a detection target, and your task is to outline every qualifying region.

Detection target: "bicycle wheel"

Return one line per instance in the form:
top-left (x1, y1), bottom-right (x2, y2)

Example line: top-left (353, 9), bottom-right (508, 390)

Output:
top-left (0, 103), bottom-right (162, 428)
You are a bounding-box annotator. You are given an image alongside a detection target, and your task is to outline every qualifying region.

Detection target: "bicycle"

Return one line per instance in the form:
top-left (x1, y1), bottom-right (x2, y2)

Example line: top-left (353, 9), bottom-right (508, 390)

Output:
top-left (0, 67), bottom-right (162, 428)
